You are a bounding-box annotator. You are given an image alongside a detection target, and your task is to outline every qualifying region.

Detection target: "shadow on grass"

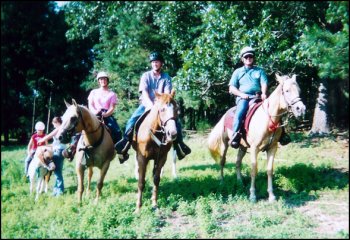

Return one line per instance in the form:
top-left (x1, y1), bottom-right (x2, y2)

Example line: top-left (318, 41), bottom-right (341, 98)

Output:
top-left (156, 162), bottom-right (349, 208)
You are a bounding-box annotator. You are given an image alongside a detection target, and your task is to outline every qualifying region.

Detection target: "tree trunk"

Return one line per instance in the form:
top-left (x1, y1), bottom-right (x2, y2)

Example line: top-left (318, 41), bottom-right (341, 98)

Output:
top-left (309, 79), bottom-right (330, 136)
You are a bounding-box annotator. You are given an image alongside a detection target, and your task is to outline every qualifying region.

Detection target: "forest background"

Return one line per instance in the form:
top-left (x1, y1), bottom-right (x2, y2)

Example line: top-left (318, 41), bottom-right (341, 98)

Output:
top-left (1, 1), bottom-right (348, 144)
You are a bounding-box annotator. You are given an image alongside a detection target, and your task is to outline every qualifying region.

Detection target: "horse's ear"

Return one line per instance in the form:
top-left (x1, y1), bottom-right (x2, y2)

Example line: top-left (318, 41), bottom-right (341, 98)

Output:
top-left (291, 74), bottom-right (297, 81)
top-left (64, 99), bottom-right (71, 108)
top-left (171, 89), bottom-right (176, 98)
top-left (275, 73), bottom-right (283, 84)
top-left (72, 99), bottom-right (78, 107)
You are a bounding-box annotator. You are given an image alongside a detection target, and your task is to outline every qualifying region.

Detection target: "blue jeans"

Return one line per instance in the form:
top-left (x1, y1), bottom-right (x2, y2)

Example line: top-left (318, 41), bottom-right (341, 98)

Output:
top-left (24, 150), bottom-right (35, 176)
top-left (104, 116), bottom-right (122, 143)
top-left (53, 148), bottom-right (64, 196)
top-left (123, 105), bottom-right (184, 143)
top-left (232, 98), bottom-right (250, 133)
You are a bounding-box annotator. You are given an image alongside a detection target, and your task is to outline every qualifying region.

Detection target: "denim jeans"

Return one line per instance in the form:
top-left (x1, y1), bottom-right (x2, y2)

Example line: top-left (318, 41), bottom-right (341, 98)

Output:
top-left (124, 105), bottom-right (185, 143)
top-left (24, 150), bottom-right (35, 176)
top-left (232, 98), bottom-right (250, 133)
top-left (53, 148), bottom-right (64, 196)
top-left (104, 116), bottom-right (122, 143)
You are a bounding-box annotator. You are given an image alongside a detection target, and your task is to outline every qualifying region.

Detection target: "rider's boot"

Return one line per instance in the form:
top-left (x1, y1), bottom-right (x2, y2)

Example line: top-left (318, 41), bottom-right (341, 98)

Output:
top-left (173, 141), bottom-right (191, 160)
top-left (62, 134), bottom-right (80, 161)
top-left (279, 127), bottom-right (291, 145)
top-left (230, 132), bottom-right (241, 149)
top-left (114, 128), bottom-right (133, 164)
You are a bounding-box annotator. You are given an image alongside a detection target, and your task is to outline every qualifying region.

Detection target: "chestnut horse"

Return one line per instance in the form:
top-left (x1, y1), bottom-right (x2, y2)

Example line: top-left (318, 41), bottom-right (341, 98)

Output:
top-left (133, 90), bottom-right (178, 213)
top-left (208, 74), bottom-right (306, 202)
top-left (57, 99), bottom-right (116, 203)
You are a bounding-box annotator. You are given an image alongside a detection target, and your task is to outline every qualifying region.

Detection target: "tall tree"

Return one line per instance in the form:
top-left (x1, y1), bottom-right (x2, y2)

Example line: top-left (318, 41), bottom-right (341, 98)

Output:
top-left (299, 1), bottom-right (349, 135)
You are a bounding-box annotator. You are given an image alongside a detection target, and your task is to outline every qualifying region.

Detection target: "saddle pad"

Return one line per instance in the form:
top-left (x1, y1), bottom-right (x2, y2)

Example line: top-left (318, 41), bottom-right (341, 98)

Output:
top-left (223, 106), bottom-right (236, 131)
top-left (223, 100), bottom-right (263, 134)
top-left (133, 109), bottom-right (151, 139)
top-left (243, 101), bottom-right (263, 134)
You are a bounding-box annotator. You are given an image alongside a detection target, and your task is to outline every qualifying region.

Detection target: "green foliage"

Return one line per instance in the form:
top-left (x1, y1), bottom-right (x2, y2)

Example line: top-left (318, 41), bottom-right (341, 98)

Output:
top-left (1, 133), bottom-right (348, 238)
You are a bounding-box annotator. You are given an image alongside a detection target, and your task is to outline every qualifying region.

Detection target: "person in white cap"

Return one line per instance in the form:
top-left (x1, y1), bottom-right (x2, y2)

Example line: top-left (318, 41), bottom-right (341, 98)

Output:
top-left (24, 121), bottom-right (48, 177)
top-left (228, 46), bottom-right (291, 148)
top-left (62, 71), bottom-right (122, 160)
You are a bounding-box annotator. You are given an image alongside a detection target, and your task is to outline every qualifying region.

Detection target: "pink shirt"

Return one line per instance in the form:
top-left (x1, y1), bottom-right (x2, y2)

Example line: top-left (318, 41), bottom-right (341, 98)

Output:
top-left (88, 88), bottom-right (118, 115)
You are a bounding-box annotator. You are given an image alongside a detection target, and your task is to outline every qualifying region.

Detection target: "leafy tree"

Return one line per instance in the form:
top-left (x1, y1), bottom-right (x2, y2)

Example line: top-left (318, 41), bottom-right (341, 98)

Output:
top-left (298, 1), bottom-right (349, 135)
top-left (1, 1), bottom-right (93, 145)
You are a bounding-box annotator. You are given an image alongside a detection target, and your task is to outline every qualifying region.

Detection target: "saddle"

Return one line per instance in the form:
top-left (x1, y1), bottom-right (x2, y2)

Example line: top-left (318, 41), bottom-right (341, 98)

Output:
top-left (131, 109), bottom-right (151, 142)
top-left (224, 99), bottom-right (263, 140)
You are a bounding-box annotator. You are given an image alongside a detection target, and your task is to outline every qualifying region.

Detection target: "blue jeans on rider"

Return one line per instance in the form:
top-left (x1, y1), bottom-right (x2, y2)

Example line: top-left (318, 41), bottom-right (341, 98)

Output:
top-left (52, 148), bottom-right (64, 196)
top-left (24, 150), bottom-right (35, 176)
top-left (232, 98), bottom-right (250, 133)
top-left (104, 115), bottom-right (122, 143)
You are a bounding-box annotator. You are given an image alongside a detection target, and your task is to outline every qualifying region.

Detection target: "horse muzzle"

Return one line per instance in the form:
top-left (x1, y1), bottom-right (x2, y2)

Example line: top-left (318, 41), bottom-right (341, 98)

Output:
top-left (291, 101), bottom-right (306, 119)
top-left (164, 119), bottom-right (177, 142)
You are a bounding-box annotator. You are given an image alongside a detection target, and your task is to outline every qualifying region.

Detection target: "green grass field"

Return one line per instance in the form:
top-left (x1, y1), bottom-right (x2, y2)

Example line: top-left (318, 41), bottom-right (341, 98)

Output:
top-left (1, 132), bottom-right (349, 238)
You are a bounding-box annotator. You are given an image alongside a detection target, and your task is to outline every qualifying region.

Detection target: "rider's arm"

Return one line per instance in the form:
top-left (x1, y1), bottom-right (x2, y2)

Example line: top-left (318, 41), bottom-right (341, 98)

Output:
top-left (261, 83), bottom-right (267, 100)
top-left (229, 85), bottom-right (249, 99)
top-left (141, 90), bottom-right (154, 109)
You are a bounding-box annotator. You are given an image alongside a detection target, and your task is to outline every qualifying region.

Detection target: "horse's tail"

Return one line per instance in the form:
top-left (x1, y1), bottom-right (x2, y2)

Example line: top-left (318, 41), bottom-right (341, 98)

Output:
top-left (208, 114), bottom-right (225, 164)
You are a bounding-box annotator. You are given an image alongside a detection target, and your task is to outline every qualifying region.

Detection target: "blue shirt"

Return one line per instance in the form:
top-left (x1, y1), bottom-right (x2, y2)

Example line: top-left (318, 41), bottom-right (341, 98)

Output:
top-left (229, 66), bottom-right (268, 96)
top-left (138, 70), bottom-right (172, 107)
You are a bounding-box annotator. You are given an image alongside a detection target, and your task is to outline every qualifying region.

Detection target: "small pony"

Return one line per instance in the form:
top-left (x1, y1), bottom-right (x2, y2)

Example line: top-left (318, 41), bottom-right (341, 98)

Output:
top-left (28, 145), bottom-right (55, 201)
top-left (57, 99), bottom-right (116, 204)
top-left (208, 74), bottom-right (306, 202)
top-left (133, 90), bottom-right (178, 213)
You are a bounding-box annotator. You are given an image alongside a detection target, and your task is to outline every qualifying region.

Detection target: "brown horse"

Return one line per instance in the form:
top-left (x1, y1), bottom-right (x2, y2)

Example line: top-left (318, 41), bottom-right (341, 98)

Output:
top-left (56, 99), bottom-right (116, 203)
top-left (133, 90), bottom-right (178, 213)
top-left (208, 74), bottom-right (306, 202)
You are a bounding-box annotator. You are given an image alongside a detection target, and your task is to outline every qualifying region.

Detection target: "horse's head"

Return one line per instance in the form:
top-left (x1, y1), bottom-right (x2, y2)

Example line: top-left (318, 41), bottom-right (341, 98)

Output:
top-left (57, 99), bottom-right (82, 144)
top-left (37, 146), bottom-right (55, 171)
top-left (154, 90), bottom-right (178, 143)
top-left (276, 74), bottom-right (306, 119)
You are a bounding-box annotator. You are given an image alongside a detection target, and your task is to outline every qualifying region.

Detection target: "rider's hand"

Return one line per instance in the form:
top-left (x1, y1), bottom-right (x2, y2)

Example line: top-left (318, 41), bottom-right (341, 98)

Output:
top-left (261, 93), bottom-right (267, 100)
top-left (240, 93), bottom-right (249, 99)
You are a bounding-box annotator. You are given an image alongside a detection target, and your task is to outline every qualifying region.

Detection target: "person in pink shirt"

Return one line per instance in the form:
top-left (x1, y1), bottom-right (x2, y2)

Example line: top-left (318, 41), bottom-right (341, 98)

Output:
top-left (88, 71), bottom-right (121, 143)
top-left (24, 121), bottom-right (48, 177)
top-left (62, 71), bottom-right (121, 160)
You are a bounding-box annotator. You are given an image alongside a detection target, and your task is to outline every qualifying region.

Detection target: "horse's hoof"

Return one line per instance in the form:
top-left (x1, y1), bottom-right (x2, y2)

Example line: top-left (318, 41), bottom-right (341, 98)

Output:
top-left (269, 195), bottom-right (276, 202)
top-left (151, 206), bottom-right (158, 212)
top-left (134, 208), bottom-right (141, 214)
top-left (249, 196), bottom-right (257, 203)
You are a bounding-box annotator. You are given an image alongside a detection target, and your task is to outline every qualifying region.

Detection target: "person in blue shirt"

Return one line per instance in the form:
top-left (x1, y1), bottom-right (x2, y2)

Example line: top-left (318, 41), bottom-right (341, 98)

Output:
top-left (115, 51), bottom-right (191, 163)
top-left (229, 46), bottom-right (291, 148)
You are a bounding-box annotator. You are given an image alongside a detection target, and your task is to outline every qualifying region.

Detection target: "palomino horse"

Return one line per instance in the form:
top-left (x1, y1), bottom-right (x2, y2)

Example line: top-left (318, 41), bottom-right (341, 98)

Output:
top-left (57, 99), bottom-right (116, 203)
top-left (208, 74), bottom-right (306, 202)
top-left (133, 90), bottom-right (178, 213)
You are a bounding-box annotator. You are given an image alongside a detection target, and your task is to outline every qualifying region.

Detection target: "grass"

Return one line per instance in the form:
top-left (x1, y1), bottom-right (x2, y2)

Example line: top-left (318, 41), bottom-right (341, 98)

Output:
top-left (1, 132), bottom-right (349, 238)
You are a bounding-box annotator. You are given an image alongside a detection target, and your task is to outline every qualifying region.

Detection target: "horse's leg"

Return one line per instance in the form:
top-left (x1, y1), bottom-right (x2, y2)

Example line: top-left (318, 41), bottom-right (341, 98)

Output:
top-left (86, 166), bottom-right (93, 197)
top-left (95, 161), bottom-right (110, 204)
top-left (134, 154), bottom-right (139, 180)
top-left (266, 144), bottom-right (278, 202)
top-left (249, 147), bottom-right (259, 202)
top-left (76, 163), bottom-right (85, 203)
top-left (219, 138), bottom-right (229, 183)
top-left (152, 156), bottom-right (167, 209)
top-left (171, 147), bottom-right (177, 179)
top-left (136, 154), bottom-right (147, 214)
top-left (236, 146), bottom-right (247, 182)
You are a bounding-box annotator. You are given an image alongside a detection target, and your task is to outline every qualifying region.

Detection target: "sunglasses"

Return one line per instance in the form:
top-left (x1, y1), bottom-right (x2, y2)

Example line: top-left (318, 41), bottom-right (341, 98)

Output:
top-left (244, 55), bottom-right (254, 59)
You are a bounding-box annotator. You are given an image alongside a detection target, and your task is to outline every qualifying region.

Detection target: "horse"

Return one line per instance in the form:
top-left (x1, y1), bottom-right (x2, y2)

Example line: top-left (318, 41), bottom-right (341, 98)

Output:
top-left (28, 145), bottom-right (55, 201)
top-left (133, 90), bottom-right (178, 213)
top-left (56, 99), bottom-right (116, 203)
top-left (208, 74), bottom-right (306, 202)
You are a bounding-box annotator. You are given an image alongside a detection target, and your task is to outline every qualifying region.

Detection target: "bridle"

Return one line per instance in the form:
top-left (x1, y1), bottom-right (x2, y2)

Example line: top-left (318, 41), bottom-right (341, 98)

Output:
top-left (149, 101), bottom-right (177, 147)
